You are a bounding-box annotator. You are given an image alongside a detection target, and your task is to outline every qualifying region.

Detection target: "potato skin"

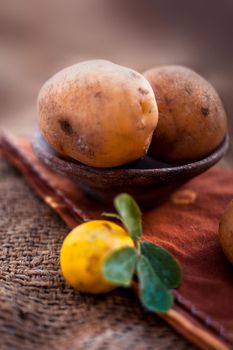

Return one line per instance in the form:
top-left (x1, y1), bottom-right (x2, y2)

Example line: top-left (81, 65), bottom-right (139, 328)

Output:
top-left (38, 60), bottom-right (158, 168)
top-left (143, 65), bottom-right (227, 164)
top-left (219, 200), bottom-right (233, 265)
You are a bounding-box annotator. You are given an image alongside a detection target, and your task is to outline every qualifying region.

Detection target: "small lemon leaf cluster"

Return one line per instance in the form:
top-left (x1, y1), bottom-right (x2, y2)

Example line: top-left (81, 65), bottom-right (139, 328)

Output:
top-left (102, 193), bottom-right (182, 313)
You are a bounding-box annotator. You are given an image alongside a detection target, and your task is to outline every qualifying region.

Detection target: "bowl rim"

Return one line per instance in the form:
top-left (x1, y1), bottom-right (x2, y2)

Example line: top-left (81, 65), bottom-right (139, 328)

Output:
top-left (33, 132), bottom-right (229, 177)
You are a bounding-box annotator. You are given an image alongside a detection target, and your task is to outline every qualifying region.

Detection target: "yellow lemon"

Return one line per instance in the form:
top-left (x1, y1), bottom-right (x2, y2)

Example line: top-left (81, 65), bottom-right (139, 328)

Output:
top-left (60, 220), bottom-right (134, 293)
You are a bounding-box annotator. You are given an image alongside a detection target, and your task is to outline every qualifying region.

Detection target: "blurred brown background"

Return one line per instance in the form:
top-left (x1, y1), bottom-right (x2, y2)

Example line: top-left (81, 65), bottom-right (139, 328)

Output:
top-left (0, 0), bottom-right (232, 163)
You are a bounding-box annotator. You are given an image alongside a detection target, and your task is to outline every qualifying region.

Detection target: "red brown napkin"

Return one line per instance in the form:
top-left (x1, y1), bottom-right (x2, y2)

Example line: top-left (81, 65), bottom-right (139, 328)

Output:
top-left (1, 134), bottom-right (233, 350)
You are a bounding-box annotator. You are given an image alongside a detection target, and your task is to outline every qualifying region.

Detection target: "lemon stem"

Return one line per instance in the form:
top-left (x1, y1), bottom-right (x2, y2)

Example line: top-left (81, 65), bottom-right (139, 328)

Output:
top-left (135, 239), bottom-right (141, 255)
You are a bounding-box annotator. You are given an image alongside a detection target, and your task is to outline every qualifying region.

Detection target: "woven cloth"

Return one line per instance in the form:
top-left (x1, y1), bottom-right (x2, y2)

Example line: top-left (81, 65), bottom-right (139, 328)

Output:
top-left (1, 135), bottom-right (233, 350)
top-left (0, 144), bottom-right (198, 350)
top-left (0, 157), bottom-right (198, 350)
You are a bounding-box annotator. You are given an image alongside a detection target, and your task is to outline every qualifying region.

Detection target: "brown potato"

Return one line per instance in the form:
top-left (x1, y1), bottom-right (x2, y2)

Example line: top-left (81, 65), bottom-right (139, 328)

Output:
top-left (219, 200), bottom-right (233, 265)
top-left (143, 65), bottom-right (227, 164)
top-left (38, 60), bottom-right (158, 168)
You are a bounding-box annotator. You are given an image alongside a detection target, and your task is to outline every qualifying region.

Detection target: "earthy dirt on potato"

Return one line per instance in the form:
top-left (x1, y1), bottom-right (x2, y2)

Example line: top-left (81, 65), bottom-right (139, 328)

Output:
top-left (38, 60), bottom-right (158, 168)
top-left (144, 65), bottom-right (227, 164)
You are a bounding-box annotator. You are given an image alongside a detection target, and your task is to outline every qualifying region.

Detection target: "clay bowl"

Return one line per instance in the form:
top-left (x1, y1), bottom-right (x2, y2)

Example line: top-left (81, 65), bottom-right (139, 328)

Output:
top-left (33, 132), bottom-right (229, 207)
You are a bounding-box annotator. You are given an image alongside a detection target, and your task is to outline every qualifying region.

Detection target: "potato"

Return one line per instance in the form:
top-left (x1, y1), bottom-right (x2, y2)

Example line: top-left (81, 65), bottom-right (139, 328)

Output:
top-left (219, 200), bottom-right (233, 265)
top-left (143, 65), bottom-right (227, 164)
top-left (38, 60), bottom-right (158, 168)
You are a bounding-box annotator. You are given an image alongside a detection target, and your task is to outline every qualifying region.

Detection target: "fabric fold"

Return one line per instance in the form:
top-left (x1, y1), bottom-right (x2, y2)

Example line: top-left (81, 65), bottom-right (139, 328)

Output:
top-left (1, 134), bottom-right (232, 350)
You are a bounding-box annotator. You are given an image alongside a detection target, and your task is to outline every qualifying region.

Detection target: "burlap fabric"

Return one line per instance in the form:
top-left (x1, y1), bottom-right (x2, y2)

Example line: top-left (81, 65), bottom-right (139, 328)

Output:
top-left (0, 157), bottom-right (196, 350)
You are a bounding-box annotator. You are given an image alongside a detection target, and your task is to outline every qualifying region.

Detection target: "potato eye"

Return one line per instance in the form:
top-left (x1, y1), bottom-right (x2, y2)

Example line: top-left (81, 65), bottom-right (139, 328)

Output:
top-left (59, 119), bottom-right (73, 135)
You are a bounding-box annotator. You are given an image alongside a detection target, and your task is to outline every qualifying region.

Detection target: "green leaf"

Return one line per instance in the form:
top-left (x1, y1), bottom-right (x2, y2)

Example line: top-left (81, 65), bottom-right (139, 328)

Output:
top-left (114, 193), bottom-right (142, 240)
top-left (103, 247), bottom-right (137, 287)
top-left (141, 241), bottom-right (182, 289)
top-left (137, 255), bottom-right (173, 313)
top-left (101, 212), bottom-right (122, 221)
